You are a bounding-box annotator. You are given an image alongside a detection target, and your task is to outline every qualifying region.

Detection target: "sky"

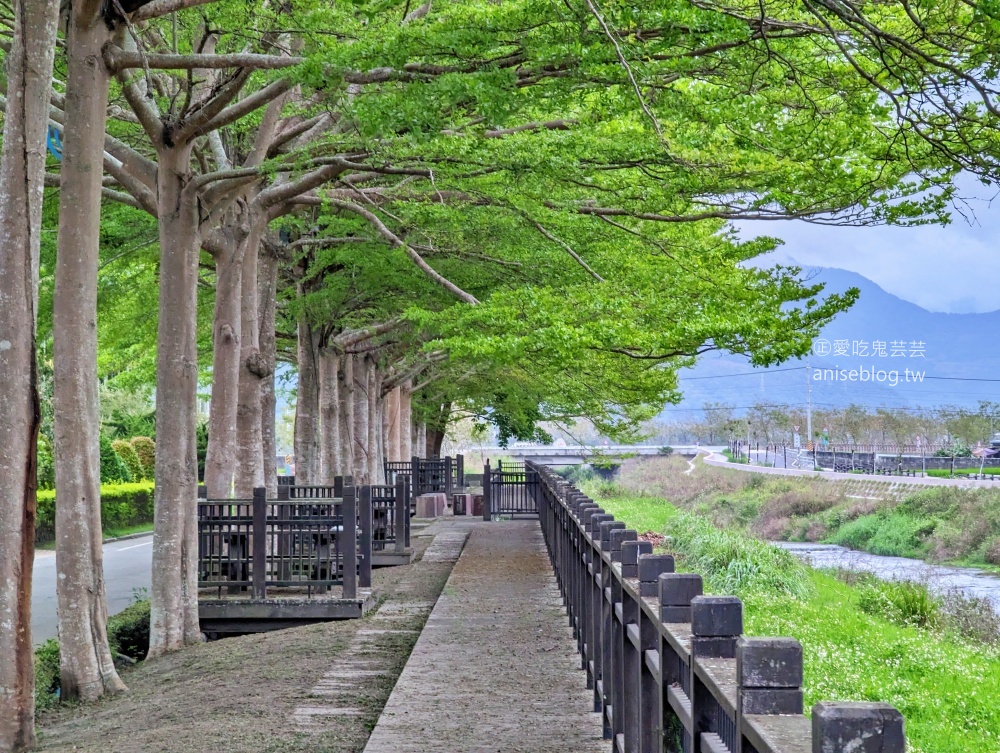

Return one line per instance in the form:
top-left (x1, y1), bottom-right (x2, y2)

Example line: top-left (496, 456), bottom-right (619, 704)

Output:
top-left (736, 178), bottom-right (1000, 314)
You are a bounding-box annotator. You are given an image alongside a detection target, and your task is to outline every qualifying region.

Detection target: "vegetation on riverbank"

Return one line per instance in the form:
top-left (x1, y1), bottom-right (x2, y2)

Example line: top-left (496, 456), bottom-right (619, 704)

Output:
top-left (594, 492), bottom-right (1000, 753)
top-left (601, 457), bottom-right (1000, 568)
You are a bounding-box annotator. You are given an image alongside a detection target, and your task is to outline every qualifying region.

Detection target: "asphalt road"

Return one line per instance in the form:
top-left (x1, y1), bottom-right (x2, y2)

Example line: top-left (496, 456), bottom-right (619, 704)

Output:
top-left (31, 534), bottom-right (153, 644)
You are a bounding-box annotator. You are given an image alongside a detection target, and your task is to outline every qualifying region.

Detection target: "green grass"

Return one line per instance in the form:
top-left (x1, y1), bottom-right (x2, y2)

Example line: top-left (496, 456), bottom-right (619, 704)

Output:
top-left (596, 492), bottom-right (1000, 753)
top-left (927, 467), bottom-right (1000, 478)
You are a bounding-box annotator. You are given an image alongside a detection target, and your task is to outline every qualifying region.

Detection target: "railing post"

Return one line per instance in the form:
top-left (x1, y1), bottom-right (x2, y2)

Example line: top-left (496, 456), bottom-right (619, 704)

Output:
top-left (277, 484), bottom-right (290, 501)
top-left (394, 475), bottom-right (407, 553)
top-left (737, 638), bottom-right (803, 736)
top-left (359, 485), bottom-right (373, 588)
top-left (342, 486), bottom-right (358, 600)
top-left (445, 456), bottom-right (454, 495)
top-left (483, 463), bottom-right (492, 521)
top-left (691, 596), bottom-right (743, 751)
top-left (621, 540), bottom-right (652, 579)
top-left (404, 475), bottom-right (412, 546)
top-left (412, 455), bottom-right (421, 496)
top-left (457, 453), bottom-right (465, 487)
top-left (610, 529), bottom-right (637, 563)
top-left (252, 486), bottom-right (267, 600)
top-left (334, 475), bottom-right (344, 498)
top-left (811, 702), bottom-right (905, 753)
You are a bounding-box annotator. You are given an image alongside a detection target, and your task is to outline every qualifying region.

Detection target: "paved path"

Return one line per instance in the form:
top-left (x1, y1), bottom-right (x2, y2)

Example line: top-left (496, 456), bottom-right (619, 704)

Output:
top-left (703, 451), bottom-right (997, 488)
top-left (363, 520), bottom-right (605, 753)
top-left (32, 535), bottom-right (153, 644)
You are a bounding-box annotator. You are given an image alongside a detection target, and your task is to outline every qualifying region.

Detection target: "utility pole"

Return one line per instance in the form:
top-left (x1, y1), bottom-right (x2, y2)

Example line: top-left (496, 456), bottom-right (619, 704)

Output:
top-left (806, 358), bottom-right (813, 449)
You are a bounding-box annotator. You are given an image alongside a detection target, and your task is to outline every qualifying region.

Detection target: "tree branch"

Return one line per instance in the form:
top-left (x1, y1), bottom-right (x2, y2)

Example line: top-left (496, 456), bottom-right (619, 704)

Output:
top-left (104, 46), bottom-right (304, 72)
top-left (326, 198), bottom-right (480, 305)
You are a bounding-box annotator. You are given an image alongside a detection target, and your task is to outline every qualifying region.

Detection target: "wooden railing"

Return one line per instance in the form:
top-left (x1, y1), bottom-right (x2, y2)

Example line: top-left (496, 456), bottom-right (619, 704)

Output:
top-left (530, 461), bottom-right (906, 753)
top-left (384, 455), bottom-right (465, 496)
top-left (198, 485), bottom-right (381, 599)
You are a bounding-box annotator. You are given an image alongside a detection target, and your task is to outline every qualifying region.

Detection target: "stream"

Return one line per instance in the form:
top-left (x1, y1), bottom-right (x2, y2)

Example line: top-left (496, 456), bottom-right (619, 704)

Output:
top-left (774, 542), bottom-right (1000, 614)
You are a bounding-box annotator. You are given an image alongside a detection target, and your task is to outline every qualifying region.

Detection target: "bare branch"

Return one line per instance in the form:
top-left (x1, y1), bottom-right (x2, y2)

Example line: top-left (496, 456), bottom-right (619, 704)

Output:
top-left (104, 45), bottom-right (304, 72)
top-left (132, 0), bottom-right (221, 21)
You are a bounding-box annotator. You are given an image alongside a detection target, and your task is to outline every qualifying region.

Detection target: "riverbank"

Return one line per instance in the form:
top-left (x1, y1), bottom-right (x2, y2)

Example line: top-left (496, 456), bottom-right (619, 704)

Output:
top-left (604, 455), bottom-right (1000, 572)
top-left (594, 492), bottom-right (1000, 753)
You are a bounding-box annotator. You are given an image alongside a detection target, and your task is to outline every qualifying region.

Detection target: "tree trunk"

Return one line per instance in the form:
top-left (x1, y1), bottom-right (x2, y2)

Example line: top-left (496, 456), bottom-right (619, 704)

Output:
top-left (0, 0), bottom-right (58, 747)
top-left (235, 232), bottom-right (267, 498)
top-left (294, 312), bottom-right (320, 484)
top-left (52, 11), bottom-right (127, 701)
top-left (340, 352), bottom-right (355, 478)
top-left (387, 387), bottom-right (401, 462)
top-left (399, 381), bottom-right (413, 460)
top-left (417, 423), bottom-right (427, 458)
top-left (258, 248), bottom-right (279, 499)
top-left (148, 143), bottom-right (202, 658)
top-left (353, 356), bottom-right (370, 483)
top-left (203, 241), bottom-right (243, 498)
top-left (319, 349), bottom-right (341, 483)
top-left (368, 364), bottom-right (380, 483)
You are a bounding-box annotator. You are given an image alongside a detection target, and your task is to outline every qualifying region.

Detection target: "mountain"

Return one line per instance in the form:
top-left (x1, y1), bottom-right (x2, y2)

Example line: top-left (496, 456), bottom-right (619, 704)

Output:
top-left (667, 267), bottom-right (1000, 416)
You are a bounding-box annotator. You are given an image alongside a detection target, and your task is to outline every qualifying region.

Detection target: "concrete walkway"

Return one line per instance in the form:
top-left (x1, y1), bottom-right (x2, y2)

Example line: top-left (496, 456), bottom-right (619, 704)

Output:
top-left (363, 520), bottom-right (605, 753)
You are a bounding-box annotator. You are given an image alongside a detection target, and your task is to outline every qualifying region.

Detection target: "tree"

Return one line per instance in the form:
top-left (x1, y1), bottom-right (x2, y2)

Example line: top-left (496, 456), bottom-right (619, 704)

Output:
top-left (0, 0), bottom-right (60, 747)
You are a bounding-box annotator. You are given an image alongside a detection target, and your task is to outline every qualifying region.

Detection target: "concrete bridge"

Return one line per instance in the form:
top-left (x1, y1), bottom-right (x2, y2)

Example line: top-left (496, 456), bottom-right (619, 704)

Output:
top-left (477, 444), bottom-right (701, 466)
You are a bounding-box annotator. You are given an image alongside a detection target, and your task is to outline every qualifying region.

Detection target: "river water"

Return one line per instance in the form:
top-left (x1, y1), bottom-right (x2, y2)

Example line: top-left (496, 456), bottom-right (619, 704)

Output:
top-left (774, 542), bottom-right (1000, 614)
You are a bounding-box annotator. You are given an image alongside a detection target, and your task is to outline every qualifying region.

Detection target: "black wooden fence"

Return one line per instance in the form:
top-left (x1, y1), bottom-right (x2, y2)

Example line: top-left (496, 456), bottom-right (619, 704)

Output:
top-left (530, 460), bottom-right (906, 753)
top-left (385, 455), bottom-right (465, 497)
top-left (482, 462), bottom-right (540, 518)
top-left (197, 483), bottom-right (398, 599)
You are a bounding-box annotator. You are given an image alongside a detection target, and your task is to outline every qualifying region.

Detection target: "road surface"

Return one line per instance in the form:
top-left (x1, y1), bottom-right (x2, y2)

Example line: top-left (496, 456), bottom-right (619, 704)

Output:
top-left (32, 534), bottom-right (153, 644)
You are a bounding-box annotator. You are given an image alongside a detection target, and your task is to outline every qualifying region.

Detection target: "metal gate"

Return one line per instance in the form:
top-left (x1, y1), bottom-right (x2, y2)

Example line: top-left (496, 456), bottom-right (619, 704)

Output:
top-left (484, 464), bottom-right (539, 518)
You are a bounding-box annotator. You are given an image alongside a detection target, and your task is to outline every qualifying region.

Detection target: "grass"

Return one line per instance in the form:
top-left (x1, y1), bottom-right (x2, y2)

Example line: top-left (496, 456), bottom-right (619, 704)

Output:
top-left (927, 467), bottom-right (1000, 478)
top-left (36, 522), bottom-right (153, 551)
top-left (609, 456), bottom-right (1000, 569)
top-left (594, 491), bottom-right (1000, 753)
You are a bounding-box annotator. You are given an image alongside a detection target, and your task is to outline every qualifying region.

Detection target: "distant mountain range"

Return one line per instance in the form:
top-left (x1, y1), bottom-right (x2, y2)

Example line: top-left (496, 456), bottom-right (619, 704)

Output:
top-left (666, 267), bottom-right (1000, 417)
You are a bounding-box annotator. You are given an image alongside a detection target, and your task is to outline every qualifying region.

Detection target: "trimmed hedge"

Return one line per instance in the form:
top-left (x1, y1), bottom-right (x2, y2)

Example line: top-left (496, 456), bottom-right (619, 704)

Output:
top-left (100, 433), bottom-right (132, 483)
top-left (130, 436), bottom-right (155, 479)
top-left (113, 439), bottom-right (145, 482)
top-left (35, 482), bottom-right (155, 543)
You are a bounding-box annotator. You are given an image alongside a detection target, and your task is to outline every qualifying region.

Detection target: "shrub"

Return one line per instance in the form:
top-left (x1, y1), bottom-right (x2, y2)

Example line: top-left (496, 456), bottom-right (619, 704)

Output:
top-left (100, 433), bottom-right (131, 484)
top-left (33, 598), bottom-right (151, 712)
top-left (37, 435), bottom-right (55, 491)
top-left (35, 481), bottom-right (155, 543)
top-left (857, 579), bottom-right (941, 629)
top-left (34, 639), bottom-right (61, 711)
top-left (131, 436), bottom-right (155, 479)
top-left (113, 439), bottom-right (145, 482)
top-left (108, 598), bottom-right (151, 660)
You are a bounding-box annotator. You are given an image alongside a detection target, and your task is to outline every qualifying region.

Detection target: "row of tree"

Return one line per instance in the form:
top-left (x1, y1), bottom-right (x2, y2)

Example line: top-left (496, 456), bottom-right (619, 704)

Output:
top-left (2, 0), bottom-right (999, 750)
top-left (657, 401), bottom-right (1000, 450)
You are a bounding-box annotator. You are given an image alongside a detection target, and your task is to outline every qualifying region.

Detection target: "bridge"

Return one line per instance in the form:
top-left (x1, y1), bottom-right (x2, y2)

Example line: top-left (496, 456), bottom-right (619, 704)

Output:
top-left (476, 444), bottom-right (702, 466)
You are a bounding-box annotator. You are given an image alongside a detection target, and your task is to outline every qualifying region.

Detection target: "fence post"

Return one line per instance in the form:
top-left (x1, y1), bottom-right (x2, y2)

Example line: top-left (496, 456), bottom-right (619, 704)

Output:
top-left (620, 540), bottom-right (652, 579)
top-left (445, 456), bottom-right (454, 495)
top-left (737, 637), bottom-right (804, 750)
top-left (395, 475), bottom-right (407, 553)
top-left (457, 453), bottom-right (465, 487)
top-left (359, 485), bottom-right (373, 588)
top-left (483, 463), bottom-right (492, 521)
top-left (334, 476), bottom-right (344, 497)
top-left (411, 455), bottom-right (421, 496)
top-left (252, 486), bottom-right (267, 600)
top-left (812, 702), bottom-right (905, 753)
top-left (610, 529), bottom-right (637, 563)
top-left (277, 484), bottom-right (290, 501)
top-left (691, 596), bottom-right (743, 751)
top-left (658, 573), bottom-right (703, 623)
top-left (342, 486), bottom-right (358, 600)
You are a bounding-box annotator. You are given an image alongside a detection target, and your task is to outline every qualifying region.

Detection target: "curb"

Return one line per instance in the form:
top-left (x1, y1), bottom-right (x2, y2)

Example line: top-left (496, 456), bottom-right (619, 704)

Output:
top-left (102, 529), bottom-right (154, 545)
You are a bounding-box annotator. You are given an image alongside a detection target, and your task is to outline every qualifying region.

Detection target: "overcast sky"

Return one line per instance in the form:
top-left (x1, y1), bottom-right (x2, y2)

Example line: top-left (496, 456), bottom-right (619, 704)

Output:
top-left (737, 179), bottom-right (1000, 314)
